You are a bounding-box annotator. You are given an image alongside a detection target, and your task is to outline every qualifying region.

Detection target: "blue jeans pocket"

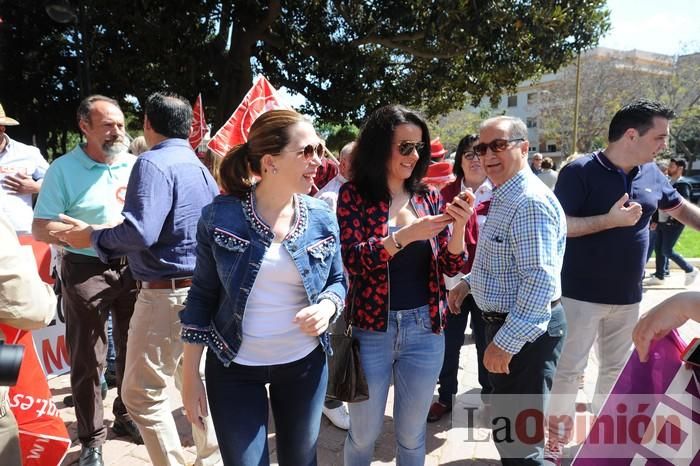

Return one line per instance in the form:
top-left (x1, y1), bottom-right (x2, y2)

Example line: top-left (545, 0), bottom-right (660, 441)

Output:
top-left (417, 306), bottom-right (433, 331)
top-left (546, 307), bottom-right (567, 338)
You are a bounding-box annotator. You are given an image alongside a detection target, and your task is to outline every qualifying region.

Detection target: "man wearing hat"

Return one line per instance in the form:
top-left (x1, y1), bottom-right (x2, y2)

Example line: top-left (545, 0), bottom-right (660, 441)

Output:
top-left (0, 104), bottom-right (49, 234)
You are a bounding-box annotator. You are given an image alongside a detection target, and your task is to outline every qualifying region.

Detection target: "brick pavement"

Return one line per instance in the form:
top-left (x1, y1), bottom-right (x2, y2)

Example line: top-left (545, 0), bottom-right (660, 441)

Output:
top-left (52, 269), bottom-right (700, 465)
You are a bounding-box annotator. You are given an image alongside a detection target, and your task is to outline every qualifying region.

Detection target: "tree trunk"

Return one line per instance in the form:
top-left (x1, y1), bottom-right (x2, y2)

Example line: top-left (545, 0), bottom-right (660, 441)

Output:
top-left (212, 0), bottom-right (281, 132)
top-left (213, 38), bottom-right (253, 132)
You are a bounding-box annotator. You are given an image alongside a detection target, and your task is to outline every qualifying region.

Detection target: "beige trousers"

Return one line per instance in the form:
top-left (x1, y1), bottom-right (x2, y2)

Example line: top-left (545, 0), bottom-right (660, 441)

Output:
top-left (122, 288), bottom-right (221, 466)
top-left (547, 297), bottom-right (639, 443)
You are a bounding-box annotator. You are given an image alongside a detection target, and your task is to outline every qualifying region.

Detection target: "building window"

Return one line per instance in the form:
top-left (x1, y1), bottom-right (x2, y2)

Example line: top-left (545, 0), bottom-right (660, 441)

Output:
top-left (529, 146), bottom-right (537, 152)
top-left (507, 95), bottom-right (518, 107)
top-left (526, 117), bottom-right (537, 128)
top-left (527, 92), bottom-right (537, 105)
top-left (547, 144), bottom-right (557, 152)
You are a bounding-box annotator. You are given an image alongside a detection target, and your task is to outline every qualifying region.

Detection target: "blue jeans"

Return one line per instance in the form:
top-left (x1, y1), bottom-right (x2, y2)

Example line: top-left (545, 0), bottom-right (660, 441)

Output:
top-left (655, 221), bottom-right (693, 278)
top-left (205, 345), bottom-right (327, 466)
top-left (437, 295), bottom-right (491, 406)
top-left (344, 305), bottom-right (445, 466)
top-left (646, 227), bottom-right (657, 263)
top-left (486, 305), bottom-right (567, 466)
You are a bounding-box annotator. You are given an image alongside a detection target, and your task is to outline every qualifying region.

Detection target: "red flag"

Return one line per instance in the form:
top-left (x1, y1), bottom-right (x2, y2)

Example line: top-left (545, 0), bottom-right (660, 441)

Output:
top-left (207, 76), bottom-right (290, 157)
top-left (188, 93), bottom-right (208, 150)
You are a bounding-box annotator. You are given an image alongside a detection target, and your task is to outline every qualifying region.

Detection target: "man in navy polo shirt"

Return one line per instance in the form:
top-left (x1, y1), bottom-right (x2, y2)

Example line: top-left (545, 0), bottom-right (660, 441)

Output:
top-left (545, 99), bottom-right (700, 464)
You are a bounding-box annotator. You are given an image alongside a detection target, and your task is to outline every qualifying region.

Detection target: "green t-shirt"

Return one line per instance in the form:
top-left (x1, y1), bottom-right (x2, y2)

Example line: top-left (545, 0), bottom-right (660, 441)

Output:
top-left (34, 144), bottom-right (136, 257)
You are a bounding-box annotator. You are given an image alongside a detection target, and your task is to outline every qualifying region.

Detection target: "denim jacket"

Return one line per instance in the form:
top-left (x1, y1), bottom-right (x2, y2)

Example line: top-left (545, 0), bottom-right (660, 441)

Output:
top-left (180, 188), bottom-right (346, 366)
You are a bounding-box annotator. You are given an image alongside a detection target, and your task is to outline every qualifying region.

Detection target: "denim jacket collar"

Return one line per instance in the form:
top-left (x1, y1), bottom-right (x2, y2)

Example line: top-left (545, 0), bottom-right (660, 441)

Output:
top-left (242, 186), bottom-right (309, 246)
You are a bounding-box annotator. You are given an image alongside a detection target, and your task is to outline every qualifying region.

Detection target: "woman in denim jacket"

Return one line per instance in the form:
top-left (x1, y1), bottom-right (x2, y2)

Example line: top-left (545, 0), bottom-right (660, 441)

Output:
top-left (337, 105), bottom-right (472, 466)
top-left (179, 110), bottom-right (346, 466)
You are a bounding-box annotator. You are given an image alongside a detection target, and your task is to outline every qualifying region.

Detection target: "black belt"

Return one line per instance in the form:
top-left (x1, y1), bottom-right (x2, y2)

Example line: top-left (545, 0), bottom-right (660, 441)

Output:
top-left (481, 299), bottom-right (561, 325)
top-left (63, 252), bottom-right (127, 267)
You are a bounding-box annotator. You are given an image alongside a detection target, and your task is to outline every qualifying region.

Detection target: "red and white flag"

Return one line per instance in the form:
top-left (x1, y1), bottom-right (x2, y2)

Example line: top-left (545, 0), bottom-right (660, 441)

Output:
top-left (188, 93), bottom-right (208, 150)
top-left (207, 76), bottom-right (290, 157)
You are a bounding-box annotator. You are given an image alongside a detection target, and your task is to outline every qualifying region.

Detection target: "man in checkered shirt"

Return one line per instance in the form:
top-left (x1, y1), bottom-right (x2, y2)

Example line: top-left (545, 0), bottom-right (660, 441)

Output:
top-left (449, 116), bottom-right (567, 465)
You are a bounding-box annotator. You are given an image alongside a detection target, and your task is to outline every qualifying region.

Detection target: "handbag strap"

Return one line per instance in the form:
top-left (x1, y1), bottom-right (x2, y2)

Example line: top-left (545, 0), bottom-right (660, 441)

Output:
top-left (342, 282), bottom-right (358, 337)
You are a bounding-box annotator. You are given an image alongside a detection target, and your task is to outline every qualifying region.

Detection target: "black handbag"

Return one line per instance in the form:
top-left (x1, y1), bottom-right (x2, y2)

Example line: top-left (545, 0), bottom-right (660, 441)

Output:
top-left (326, 324), bottom-right (369, 403)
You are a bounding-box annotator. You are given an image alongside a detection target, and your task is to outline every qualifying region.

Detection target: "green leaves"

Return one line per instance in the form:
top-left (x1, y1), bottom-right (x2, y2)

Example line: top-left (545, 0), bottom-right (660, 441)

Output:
top-left (1, 0), bottom-right (611, 155)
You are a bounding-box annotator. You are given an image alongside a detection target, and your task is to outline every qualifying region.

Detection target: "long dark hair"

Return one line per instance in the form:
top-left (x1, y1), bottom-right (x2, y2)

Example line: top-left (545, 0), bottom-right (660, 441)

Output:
top-left (351, 105), bottom-right (431, 203)
top-left (453, 134), bottom-right (479, 179)
top-left (219, 109), bottom-right (306, 197)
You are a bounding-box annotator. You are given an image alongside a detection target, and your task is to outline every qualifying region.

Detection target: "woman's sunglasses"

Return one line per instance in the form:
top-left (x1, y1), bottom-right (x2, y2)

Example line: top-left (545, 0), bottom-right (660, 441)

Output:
top-left (397, 141), bottom-right (425, 156)
top-left (462, 150), bottom-right (478, 160)
top-left (288, 143), bottom-right (325, 160)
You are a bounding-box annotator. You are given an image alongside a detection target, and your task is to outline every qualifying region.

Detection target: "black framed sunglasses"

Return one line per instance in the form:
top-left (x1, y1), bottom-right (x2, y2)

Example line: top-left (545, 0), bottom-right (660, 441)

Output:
top-left (289, 143), bottom-right (325, 160)
top-left (473, 138), bottom-right (525, 156)
top-left (462, 150), bottom-right (479, 160)
top-left (397, 141), bottom-right (425, 156)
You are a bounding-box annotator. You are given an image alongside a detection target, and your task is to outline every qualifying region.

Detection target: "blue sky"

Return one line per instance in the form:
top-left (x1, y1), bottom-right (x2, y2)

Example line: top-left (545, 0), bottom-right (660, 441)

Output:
top-left (599, 0), bottom-right (700, 54)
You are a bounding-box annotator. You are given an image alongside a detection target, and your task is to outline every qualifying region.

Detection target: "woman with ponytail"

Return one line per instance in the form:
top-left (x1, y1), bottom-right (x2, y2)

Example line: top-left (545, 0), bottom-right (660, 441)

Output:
top-left (179, 109), bottom-right (346, 465)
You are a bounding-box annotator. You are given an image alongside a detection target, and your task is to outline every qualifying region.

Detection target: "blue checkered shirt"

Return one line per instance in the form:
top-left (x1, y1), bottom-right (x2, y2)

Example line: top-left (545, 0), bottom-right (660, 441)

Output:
top-left (464, 169), bottom-right (566, 354)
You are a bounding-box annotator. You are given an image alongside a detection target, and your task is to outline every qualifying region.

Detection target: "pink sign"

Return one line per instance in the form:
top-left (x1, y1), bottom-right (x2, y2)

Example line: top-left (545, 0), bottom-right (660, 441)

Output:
top-left (572, 331), bottom-right (699, 465)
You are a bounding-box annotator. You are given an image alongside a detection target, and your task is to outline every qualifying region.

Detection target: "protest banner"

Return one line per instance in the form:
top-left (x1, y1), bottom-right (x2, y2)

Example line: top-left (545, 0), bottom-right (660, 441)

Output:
top-left (1, 324), bottom-right (71, 466)
top-left (572, 330), bottom-right (699, 465)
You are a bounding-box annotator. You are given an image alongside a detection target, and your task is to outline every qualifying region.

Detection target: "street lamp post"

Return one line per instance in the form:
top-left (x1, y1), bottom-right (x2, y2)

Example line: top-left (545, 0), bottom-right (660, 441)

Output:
top-left (572, 52), bottom-right (581, 154)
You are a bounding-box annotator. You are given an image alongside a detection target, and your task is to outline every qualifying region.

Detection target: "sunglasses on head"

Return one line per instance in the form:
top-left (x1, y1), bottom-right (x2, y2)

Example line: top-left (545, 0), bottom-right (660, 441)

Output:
top-left (291, 143), bottom-right (325, 160)
top-left (472, 138), bottom-right (525, 156)
top-left (397, 141), bottom-right (425, 156)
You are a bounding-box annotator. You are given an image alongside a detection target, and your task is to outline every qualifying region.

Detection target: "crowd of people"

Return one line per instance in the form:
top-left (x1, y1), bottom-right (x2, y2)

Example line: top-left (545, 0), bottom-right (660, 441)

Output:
top-left (0, 94), bottom-right (698, 466)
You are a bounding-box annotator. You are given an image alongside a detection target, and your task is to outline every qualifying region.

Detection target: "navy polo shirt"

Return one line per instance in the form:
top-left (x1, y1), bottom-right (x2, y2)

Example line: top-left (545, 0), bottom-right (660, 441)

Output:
top-left (555, 151), bottom-right (681, 305)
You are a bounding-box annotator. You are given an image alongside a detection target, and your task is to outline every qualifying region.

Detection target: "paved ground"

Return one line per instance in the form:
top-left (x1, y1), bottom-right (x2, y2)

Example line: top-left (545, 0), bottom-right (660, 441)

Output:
top-left (52, 268), bottom-right (700, 465)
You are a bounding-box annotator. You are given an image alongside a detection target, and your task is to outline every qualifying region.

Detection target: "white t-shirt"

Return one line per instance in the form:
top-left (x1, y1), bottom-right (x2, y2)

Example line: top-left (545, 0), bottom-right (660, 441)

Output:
top-left (234, 242), bottom-right (317, 366)
top-left (314, 173), bottom-right (347, 212)
top-left (0, 136), bottom-right (49, 233)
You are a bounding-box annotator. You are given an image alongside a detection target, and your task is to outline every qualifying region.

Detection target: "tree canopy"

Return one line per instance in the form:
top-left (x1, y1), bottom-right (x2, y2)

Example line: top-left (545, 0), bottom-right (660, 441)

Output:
top-left (0, 0), bottom-right (610, 157)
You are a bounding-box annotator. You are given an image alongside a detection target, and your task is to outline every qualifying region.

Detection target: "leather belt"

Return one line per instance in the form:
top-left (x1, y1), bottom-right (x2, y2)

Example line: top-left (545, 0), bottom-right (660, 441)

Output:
top-left (481, 299), bottom-right (561, 325)
top-left (138, 278), bottom-right (193, 290)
